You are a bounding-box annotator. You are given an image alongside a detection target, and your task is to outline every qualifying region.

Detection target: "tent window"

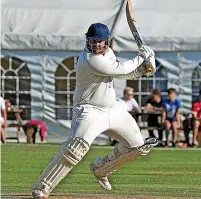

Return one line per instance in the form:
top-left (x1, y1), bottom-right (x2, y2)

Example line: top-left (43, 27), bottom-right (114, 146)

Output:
top-left (0, 57), bottom-right (31, 120)
top-left (55, 57), bottom-right (78, 120)
top-left (192, 64), bottom-right (201, 102)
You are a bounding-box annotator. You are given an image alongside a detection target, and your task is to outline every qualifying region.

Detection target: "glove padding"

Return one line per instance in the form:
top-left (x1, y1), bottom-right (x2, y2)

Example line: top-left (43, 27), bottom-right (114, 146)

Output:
top-left (143, 56), bottom-right (156, 76)
top-left (138, 46), bottom-right (155, 60)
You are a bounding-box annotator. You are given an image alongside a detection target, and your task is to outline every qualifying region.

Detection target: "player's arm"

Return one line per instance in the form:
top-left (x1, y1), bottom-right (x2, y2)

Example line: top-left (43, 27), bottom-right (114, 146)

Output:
top-left (116, 56), bottom-right (155, 79)
top-left (87, 46), bottom-right (154, 77)
top-left (88, 53), bottom-right (144, 76)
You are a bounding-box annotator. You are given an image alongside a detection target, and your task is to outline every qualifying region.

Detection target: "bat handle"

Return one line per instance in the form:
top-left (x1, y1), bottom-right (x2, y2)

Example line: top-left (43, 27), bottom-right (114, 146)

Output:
top-left (138, 43), bottom-right (144, 51)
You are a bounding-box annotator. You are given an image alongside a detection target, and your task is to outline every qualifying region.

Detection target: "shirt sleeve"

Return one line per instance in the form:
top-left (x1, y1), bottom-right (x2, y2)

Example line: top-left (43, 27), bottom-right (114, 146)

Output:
top-left (177, 99), bottom-right (182, 109)
top-left (132, 98), bottom-right (139, 108)
top-left (87, 53), bottom-right (144, 77)
top-left (192, 102), bottom-right (197, 112)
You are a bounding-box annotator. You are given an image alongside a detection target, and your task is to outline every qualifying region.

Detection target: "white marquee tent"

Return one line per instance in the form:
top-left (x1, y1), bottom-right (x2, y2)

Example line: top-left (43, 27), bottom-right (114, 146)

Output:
top-left (1, 0), bottom-right (201, 142)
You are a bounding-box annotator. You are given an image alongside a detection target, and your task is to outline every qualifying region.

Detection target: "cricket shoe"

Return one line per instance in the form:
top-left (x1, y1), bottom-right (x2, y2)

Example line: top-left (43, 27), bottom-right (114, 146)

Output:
top-left (90, 159), bottom-right (112, 191)
top-left (32, 189), bottom-right (48, 199)
top-left (139, 137), bottom-right (158, 155)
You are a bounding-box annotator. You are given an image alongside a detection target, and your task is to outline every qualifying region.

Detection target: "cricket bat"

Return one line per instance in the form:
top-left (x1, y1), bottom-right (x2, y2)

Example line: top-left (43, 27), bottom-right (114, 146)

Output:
top-left (126, 0), bottom-right (153, 73)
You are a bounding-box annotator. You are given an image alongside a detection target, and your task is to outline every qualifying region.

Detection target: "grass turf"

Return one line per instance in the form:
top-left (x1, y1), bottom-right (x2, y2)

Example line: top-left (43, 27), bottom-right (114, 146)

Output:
top-left (1, 144), bottom-right (201, 198)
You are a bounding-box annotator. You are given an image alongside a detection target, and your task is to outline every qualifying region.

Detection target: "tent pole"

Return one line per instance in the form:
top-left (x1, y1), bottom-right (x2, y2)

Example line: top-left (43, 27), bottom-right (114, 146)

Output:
top-left (41, 54), bottom-right (47, 123)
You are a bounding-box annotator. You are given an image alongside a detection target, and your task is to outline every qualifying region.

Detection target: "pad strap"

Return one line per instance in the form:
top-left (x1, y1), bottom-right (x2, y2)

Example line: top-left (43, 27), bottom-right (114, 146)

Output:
top-left (93, 138), bottom-right (157, 177)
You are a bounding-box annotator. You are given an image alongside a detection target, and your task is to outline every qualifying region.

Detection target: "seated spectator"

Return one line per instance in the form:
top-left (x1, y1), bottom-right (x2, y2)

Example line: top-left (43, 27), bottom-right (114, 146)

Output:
top-left (146, 89), bottom-right (163, 146)
top-left (23, 120), bottom-right (47, 144)
top-left (162, 88), bottom-right (182, 147)
top-left (182, 113), bottom-right (193, 147)
top-left (111, 87), bottom-right (140, 145)
top-left (117, 87), bottom-right (140, 112)
top-left (192, 89), bottom-right (201, 147)
top-left (0, 96), bottom-right (7, 144)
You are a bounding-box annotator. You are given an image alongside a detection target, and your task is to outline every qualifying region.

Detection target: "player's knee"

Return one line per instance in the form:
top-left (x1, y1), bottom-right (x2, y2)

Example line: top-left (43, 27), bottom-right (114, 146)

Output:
top-left (171, 122), bottom-right (177, 129)
top-left (117, 136), bottom-right (144, 154)
top-left (117, 143), bottom-right (132, 154)
top-left (61, 137), bottom-right (90, 166)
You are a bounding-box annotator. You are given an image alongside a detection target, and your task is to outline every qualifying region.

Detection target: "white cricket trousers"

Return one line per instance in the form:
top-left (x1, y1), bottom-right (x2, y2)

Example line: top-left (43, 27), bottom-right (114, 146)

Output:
top-left (70, 104), bottom-right (144, 152)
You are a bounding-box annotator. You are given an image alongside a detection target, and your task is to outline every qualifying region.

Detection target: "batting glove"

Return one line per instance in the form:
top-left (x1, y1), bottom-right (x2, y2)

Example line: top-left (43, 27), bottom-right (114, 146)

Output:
top-left (144, 56), bottom-right (156, 76)
top-left (138, 45), bottom-right (155, 60)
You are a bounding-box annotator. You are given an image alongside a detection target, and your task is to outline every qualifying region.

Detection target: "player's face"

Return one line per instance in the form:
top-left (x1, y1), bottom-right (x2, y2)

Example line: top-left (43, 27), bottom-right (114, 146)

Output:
top-left (169, 92), bottom-right (176, 101)
top-left (89, 39), bottom-right (108, 55)
top-left (125, 91), bottom-right (134, 100)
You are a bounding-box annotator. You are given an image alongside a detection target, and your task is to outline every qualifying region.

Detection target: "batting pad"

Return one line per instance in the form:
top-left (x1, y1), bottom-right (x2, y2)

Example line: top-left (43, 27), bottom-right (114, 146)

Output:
top-left (93, 138), bottom-right (157, 177)
top-left (93, 146), bottom-right (142, 177)
top-left (31, 137), bottom-right (89, 196)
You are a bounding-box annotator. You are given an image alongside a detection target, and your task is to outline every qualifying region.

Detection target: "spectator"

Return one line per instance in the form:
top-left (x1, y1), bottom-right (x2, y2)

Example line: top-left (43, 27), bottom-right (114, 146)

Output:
top-left (191, 89), bottom-right (201, 147)
top-left (162, 88), bottom-right (182, 147)
top-left (112, 87), bottom-right (140, 146)
top-left (117, 87), bottom-right (140, 112)
top-left (23, 120), bottom-right (47, 144)
top-left (182, 113), bottom-right (193, 147)
top-left (0, 96), bottom-right (7, 144)
top-left (146, 89), bottom-right (163, 146)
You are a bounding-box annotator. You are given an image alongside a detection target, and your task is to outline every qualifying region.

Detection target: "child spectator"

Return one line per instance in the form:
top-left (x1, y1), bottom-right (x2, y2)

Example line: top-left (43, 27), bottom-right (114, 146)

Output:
top-left (162, 88), bottom-right (182, 147)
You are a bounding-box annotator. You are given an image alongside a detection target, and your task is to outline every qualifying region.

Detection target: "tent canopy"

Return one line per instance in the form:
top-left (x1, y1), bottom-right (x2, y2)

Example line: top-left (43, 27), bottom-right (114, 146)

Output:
top-left (2, 0), bottom-right (201, 52)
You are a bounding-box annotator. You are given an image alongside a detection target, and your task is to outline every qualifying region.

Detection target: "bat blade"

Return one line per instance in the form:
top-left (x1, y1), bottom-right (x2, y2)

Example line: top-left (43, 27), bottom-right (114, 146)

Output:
top-left (126, 0), bottom-right (154, 75)
top-left (126, 0), bottom-right (144, 49)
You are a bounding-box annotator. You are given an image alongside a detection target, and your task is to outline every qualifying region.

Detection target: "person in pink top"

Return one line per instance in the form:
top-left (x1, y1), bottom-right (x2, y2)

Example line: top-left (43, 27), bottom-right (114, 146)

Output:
top-left (23, 120), bottom-right (47, 144)
top-left (0, 96), bottom-right (7, 144)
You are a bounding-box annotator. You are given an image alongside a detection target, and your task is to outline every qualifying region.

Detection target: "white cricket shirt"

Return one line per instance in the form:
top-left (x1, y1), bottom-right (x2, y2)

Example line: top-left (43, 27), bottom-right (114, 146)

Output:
top-left (74, 47), bottom-right (144, 108)
top-left (117, 97), bottom-right (139, 111)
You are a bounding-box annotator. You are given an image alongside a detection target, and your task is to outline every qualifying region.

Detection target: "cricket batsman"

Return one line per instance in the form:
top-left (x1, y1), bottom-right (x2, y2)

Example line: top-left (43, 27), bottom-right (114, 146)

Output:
top-left (32, 23), bottom-right (157, 199)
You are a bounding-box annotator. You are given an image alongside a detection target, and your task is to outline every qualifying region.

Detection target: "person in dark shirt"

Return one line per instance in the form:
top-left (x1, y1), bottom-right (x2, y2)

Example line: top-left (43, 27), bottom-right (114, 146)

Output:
top-left (146, 89), bottom-right (163, 146)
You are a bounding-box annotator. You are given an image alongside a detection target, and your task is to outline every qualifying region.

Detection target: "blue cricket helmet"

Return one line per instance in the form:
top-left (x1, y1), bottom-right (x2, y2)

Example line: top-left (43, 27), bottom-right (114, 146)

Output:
top-left (86, 23), bottom-right (110, 40)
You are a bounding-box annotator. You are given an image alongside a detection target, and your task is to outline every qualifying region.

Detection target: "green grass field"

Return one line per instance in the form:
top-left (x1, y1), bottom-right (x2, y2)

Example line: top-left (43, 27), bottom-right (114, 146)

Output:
top-left (1, 144), bottom-right (201, 199)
